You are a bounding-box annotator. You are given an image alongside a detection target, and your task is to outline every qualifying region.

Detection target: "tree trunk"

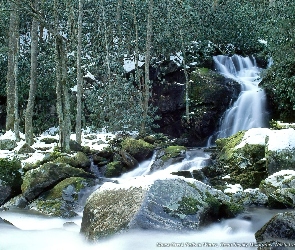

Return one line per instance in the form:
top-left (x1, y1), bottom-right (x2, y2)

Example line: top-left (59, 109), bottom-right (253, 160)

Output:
top-left (14, 30), bottom-right (20, 141)
top-left (25, 0), bottom-right (39, 145)
top-left (54, 0), bottom-right (71, 152)
top-left (141, 0), bottom-right (153, 135)
top-left (101, 0), bottom-right (111, 80)
top-left (180, 30), bottom-right (190, 124)
top-left (76, 0), bottom-right (83, 144)
top-left (6, 0), bottom-right (19, 131)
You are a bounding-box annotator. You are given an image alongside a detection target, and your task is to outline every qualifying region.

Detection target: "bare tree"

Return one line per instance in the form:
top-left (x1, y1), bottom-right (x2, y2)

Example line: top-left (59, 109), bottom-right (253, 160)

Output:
top-left (25, 0), bottom-right (39, 145)
top-left (76, 0), bottom-right (83, 144)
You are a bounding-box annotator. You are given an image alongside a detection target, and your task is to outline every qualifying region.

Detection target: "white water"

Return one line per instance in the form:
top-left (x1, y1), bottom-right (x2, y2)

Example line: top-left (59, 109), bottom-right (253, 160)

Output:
top-left (210, 55), bottom-right (267, 142)
top-left (0, 207), bottom-right (285, 250)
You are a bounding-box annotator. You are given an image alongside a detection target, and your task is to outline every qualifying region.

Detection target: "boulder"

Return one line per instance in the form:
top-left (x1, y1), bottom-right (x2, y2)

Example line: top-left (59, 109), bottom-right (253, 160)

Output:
top-left (80, 177), bottom-right (242, 241)
top-left (231, 188), bottom-right (268, 207)
top-left (104, 161), bottom-right (125, 178)
top-left (259, 170), bottom-right (295, 208)
top-left (29, 177), bottom-right (97, 218)
top-left (209, 129), bottom-right (268, 190)
top-left (255, 211), bottom-right (295, 244)
top-left (149, 146), bottom-right (186, 172)
top-left (21, 162), bottom-right (95, 202)
top-left (265, 129), bottom-right (295, 175)
top-left (17, 143), bottom-right (36, 154)
top-left (120, 150), bottom-right (139, 170)
top-left (0, 158), bottom-right (22, 206)
top-left (121, 138), bottom-right (154, 161)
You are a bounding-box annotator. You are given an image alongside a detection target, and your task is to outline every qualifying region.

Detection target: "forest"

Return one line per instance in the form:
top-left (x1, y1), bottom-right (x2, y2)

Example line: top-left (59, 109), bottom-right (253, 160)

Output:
top-left (0, 0), bottom-right (295, 151)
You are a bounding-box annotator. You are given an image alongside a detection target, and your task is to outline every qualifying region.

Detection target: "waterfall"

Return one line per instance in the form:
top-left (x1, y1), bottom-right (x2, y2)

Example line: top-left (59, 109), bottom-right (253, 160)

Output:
top-left (209, 55), bottom-right (267, 143)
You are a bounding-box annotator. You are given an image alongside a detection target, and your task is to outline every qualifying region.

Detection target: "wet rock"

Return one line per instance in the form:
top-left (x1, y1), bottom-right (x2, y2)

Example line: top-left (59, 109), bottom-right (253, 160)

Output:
top-left (80, 177), bottom-right (242, 241)
top-left (231, 188), bottom-right (268, 207)
top-left (150, 146), bottom-right (186, 172)
top-left (104, 161), bottom-right (125, 178)
top-left (21, 162), bottom-right (95, 202)
top-left (120, 150), bottom-right (139, 170)
top-left (259, 170), bottom-right (295, 209)
top-left (208, 129), bottom-right (267, 190)
top-left (255, 211), bottom-right (295, 244)
top-left (69, 140), bottom-right (83, 152)
top-left (29, 177), bottom-right (97, 218)
top-left (265, 129), bottom-right (295, 175)
top-left (121, 138), bottom-right (154, 161)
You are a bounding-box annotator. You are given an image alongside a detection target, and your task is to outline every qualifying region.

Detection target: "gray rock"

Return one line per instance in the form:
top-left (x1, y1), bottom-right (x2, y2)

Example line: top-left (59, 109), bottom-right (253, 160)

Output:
top-left (29, 177), bottom-right (97, 218)
top-left (259, 170), bottom-right (295, 208)
top-left (21, 162), bottom-right (95, 202)
top-left (0, 139), bottom-right (16, 150)
top-left (80, 177), bottom-right (239, 241)
top-left (17, 143), bottom-right (36, 154)
top-left (255, 211), bottom-right (295, 244)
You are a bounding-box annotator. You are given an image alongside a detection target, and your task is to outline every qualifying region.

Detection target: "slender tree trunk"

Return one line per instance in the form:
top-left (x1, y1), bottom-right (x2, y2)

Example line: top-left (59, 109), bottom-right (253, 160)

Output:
top-left (6, 0), bottom-right (19, 131)
top-left (14, 33), bottom-right (20, 141)
top-left (101, 0), bottom-right (111, 80)
top-left (76, 0), bottom-right (83, 144)
top-left (180, 30), bottom-right (190, 124)
top-left (141, 0), bottom-right (153, 135)
top-left (25, 0), bottom-right (39, 145)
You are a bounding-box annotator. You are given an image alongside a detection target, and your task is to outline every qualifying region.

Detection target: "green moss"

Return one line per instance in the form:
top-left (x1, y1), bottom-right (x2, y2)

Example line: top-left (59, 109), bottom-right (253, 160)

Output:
top-left (216, 131), bottom-right (245, 161)
top-left (44, 177), bottom-right (87, 200)
top-left (161, 146), bottom-right (186, 162)
top-left (105, 161), bottom-right (124, 178)
top-left (121, 138), bottom-right (154, 161)
top-left (0, 158), bottom-right (22, 187)
top-left (177, 197), bottom-right (201, 215)
top-left (203, 192), bottom-right (243, 222)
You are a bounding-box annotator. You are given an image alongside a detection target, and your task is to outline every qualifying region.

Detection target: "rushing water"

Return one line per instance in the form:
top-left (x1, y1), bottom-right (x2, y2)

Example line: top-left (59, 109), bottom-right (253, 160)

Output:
top-left (208, 55), bottom-right (268, 145)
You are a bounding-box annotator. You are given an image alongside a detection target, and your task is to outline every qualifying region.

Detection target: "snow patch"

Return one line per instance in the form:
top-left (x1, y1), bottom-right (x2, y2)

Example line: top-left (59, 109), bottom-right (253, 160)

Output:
top-left (267, 128), bottom-right (295, 152)
top-left (235, 128), bottom-right (269, 149)
top-left (224, 184), bottom-right (243, 194)
top-left (264, 170), bottom-right (295, 188)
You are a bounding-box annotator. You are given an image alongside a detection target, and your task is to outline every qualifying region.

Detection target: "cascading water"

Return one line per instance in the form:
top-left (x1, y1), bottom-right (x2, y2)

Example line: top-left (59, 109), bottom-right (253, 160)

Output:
top-left (209, 55), bottom-right (267, 143)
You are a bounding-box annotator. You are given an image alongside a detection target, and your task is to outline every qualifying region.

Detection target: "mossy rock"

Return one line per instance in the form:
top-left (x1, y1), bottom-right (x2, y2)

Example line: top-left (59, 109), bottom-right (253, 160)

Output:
top-left (231, 189), bottom-right (268, 207)
top-left (255, 211), bottom-right (295, 243)
top-left (0, 139), bottom-right (17, 150)
top-left (0, 158), bottom-right (23, 205)
top-left (105, 161), bottom-right (125, 178)
top-left (21, 162), bottom-right (95, 201)
top-left (150, 146), bottom-right (187, 172)
top-left (162, 146), bottom-right (186, 161)
top-left (121, 138), bottom-right (154, 161)
top-left (30, 177), bottom-right (96, 218)
top-left (74, 152), bottom-right (91, 169)
top-left (266, 149), bottom-right (295, 175)
top-left (212, 131), bottom-right (267, 190)
top-left (17, 143), bottom-right (36, 154)
top-left (40, 137), bottom-right (59, 144)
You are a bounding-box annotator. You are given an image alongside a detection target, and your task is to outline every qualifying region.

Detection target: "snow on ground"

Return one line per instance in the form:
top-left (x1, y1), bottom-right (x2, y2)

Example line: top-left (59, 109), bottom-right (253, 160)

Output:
top-left (0, 128), bottom-right (117, 167)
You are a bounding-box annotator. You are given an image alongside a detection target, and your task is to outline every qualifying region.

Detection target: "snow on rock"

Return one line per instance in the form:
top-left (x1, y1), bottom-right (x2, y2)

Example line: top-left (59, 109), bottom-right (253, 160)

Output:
top-left (235, 128), bottom-right (269, 149)
top-left (262, 170), bottom-right (295, 189)
top-left (235, 128), bottom-right (295, 152)
top-left (267, 128), bottom-right (295, 152)
top-left (224, 184), bottom-right (243, 194)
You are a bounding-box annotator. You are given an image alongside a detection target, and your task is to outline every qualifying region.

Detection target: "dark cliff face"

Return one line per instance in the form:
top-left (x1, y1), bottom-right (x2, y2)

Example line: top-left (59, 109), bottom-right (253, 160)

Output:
top-left (151, 63), bottom-right (241, 146)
